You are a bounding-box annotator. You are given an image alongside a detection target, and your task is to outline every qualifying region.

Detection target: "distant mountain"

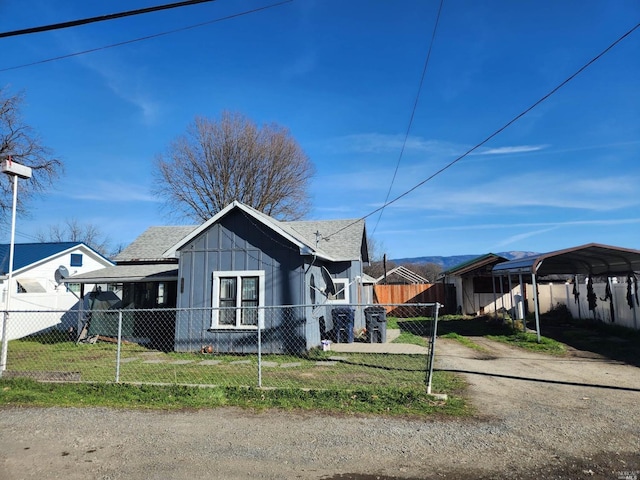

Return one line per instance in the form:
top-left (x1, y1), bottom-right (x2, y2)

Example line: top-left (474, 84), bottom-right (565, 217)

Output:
top-left (392, 251), bottom-right (540, 271)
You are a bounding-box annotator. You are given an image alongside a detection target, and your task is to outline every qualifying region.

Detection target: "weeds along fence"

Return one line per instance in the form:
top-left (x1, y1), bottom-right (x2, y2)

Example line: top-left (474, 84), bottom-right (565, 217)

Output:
top-left (0, 303), bottom-right (441, 391)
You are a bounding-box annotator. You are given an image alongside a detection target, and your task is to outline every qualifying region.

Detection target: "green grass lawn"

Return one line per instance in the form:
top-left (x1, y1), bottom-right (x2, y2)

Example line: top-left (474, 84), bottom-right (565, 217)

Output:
top-left (0, 331), bottom-right (469, 417)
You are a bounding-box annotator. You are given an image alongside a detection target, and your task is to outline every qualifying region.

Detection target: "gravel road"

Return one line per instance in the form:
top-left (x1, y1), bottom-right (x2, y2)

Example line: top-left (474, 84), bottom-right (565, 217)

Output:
top-left (0, 337), bottom-right (638, 480)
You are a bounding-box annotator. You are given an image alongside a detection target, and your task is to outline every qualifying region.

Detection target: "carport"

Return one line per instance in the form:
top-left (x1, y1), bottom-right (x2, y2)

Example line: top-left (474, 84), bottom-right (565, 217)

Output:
top-left (492, 243), bottom-right (640, 341)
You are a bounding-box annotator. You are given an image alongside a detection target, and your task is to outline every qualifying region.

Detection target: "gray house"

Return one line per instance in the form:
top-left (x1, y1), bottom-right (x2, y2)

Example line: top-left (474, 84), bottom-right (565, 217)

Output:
top-left (164, 201), bottom-right (369, 353)
top-left (70, 201), bottom-right (369, 354)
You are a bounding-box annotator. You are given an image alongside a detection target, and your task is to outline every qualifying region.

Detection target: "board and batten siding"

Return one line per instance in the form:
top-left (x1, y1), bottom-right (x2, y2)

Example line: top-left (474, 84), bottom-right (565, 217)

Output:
top-left (174, 211), bottom-right (307, 353)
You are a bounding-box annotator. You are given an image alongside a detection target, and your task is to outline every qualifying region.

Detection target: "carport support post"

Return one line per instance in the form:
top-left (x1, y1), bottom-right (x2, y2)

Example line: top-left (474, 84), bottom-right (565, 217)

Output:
top-left (531, 273), bottom-right (541, 343)
top-left (518, 274), bottom-right (525, 328)
top-left (491, 276), bottom-right (497, 318)
top-left (632, 283), bottom-right (638, 330)
top-left (499, 275), bottom-right (506, 322)
top-left (507, 275), bottom-right (515, 328)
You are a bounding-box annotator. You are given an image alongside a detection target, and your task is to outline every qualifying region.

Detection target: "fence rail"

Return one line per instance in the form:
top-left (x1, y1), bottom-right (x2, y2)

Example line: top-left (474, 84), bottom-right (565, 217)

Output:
top-left (0, 303), bottom-right (441, 391)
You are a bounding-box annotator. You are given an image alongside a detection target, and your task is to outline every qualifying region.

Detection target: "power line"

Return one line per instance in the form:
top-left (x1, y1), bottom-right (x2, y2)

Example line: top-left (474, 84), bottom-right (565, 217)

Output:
top-left (326, 20), bottom-right (640, 241)
top-left (0, 1), bottom-right (293, 73)
top-left (0, 0), bottom-right (216, 39)
top-left (371, 0), bottom-right (444, 236)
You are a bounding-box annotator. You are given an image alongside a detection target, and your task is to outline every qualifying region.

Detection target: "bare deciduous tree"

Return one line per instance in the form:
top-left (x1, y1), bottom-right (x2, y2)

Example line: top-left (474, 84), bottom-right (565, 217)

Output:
top-left (0, 87), bottom-right (62, 220)
top-left (152, 111), bottom-right (315, 222)
top-left (36, 219), bottom-right (112, 257)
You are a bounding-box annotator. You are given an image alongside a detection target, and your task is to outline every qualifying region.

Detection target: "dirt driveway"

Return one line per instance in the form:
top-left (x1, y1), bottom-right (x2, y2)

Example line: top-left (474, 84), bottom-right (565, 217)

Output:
top-left (0, 337), bottom-right (639, 480)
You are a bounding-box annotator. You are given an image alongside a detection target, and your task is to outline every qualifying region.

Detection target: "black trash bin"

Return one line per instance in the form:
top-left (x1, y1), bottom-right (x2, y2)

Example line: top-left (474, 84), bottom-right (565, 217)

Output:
top-left (332, 307), bottom-right (355, 343)
top-left (364, 306), bottom-right (387, 343)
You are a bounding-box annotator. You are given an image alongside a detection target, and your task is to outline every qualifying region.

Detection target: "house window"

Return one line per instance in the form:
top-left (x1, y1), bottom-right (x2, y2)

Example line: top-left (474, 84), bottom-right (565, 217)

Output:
top-left (212, 271), bottom-right (265, 328)
top-left (67, 283), bottom-right (81, 294)
top-left (70, 254), bottom-right (83, 267)
top-left (328, 278), bottom-right (349, 304)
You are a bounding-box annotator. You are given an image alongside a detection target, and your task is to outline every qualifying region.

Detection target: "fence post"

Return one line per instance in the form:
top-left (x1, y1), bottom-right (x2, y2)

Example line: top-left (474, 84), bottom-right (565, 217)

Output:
top-left (426, 302), bottom-right (441, 395)
top-left (257, 314), bottom-right (262, 388)
top-left (0, 311), bottom-right (9, 375)
top-left (115, 310), bottom-right (123, 382)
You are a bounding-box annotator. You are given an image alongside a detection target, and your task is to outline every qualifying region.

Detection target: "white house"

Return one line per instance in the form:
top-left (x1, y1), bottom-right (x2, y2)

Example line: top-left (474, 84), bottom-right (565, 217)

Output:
top-left (0, 242), bottom-right (114, 340)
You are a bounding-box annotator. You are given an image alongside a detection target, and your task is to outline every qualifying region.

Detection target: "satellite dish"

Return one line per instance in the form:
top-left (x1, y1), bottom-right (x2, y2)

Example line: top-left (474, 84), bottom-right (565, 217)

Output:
top-left (321, 266), bottom-right (336, 297)
top-left (54, 265), bottom-right (69, 284)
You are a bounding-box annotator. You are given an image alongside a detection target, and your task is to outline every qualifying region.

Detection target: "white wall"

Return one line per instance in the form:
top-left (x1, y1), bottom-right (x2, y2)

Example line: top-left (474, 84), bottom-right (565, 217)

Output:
top-left (0, 246), bottom-right (112, 340)
top-left (561, 281), bottom-right (639, 330)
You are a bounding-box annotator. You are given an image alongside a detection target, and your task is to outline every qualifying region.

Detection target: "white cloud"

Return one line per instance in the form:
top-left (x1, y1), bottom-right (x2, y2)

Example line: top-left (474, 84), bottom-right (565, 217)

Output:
top-left (476, 145), bottom-right (548, 155)
top-left (325, 133), bottom-right (461, 156)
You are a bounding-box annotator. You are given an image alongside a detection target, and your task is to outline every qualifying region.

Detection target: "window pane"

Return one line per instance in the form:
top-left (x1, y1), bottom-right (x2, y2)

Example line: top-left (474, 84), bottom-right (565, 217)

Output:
top-left (70, 254), bottom-right (83, 267)
top-left (219, 278), bottom-right (237, 325)
top-left (334, 281), bottom-right (346, 300)
top-left (241, 277), bottom-right (259, 325)
top-left (241, 277), bottom-right (258, 301)
top-left (241, 306), bottom-right (258, 326)
top-left (220, 278), bottom-right (236, 300)
top-left (219, 303), bottom-right (236, 325)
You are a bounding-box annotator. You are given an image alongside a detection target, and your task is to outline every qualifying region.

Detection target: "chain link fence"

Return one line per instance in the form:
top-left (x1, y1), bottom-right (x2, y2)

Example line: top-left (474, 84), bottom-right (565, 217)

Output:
top-left (0, 303), bottom-right (441, 391)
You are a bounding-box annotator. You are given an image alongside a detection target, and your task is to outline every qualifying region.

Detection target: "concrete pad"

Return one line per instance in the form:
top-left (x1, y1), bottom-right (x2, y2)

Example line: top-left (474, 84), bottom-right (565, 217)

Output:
top-left (230, 360), bottom-right (252, 365)
top-left (170, 360), bottom-right (194, 365)
top-left (199, 360), bottom-right (222, 366)
top-left (118, 357), bottom-right (139, 363)
top-left (261, 361), bottom-right (279, 367)
top-left (315, 361), bottom-right (338, 366)
top-left (143, 359), bottom-right (165, 364)
top-left (280, 362), bottom-right (302, 368)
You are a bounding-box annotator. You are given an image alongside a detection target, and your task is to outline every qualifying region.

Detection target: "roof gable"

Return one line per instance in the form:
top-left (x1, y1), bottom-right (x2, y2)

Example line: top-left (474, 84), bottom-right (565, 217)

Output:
top-left (0, 242), bottom-right (113, 275)
top-left (163, 201), bottom-right (367, 262)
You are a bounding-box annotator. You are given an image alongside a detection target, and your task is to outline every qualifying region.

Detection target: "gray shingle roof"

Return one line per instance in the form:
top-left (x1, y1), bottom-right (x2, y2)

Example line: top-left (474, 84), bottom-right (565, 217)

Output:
top-left (286, 219), bottom-right (366, 261)
top-left (68, 264), bottom-right (179, 283)
top-left (164, 201), bottom-right (367, 262)
top-left (114, 226), bottom-right (197, 263)
top-left (230, 202), bottom-right (366, 261)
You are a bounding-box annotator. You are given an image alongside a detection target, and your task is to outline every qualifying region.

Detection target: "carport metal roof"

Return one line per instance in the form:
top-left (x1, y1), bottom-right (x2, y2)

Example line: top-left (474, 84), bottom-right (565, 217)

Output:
top-left (491, 243), bottom-right (640, 343)
top-left (492, 243), bottom-right (640, 277)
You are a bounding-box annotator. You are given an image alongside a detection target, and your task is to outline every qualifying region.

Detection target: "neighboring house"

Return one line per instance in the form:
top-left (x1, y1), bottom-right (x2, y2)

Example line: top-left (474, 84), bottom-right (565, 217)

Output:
top-left (164, 201), bottom-right (369, 353)
top-left (439, 253), bottom-right (509, 316)
top-left (68, 225), bottom-right (196, 351)
top-left (0, 242), bottom-right (114, 340)
top-left (68, 201), bottom-right (369, 353)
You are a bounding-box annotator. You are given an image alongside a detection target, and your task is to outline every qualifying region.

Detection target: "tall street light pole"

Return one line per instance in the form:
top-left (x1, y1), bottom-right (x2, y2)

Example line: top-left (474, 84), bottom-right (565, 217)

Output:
top-left (0, 155), bottom-right (32, 375)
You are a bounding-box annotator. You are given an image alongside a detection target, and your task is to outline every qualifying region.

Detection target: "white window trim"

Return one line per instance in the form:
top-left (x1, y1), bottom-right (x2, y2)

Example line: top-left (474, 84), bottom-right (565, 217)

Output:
top-left (211, 270), bottom-right (265, 329)
top-left (327, 278), bottom-right (350, 304)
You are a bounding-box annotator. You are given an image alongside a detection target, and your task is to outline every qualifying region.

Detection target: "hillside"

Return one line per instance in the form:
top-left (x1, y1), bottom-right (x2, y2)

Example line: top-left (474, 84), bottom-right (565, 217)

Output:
top-left (392, 251), bottom-right (539, 271)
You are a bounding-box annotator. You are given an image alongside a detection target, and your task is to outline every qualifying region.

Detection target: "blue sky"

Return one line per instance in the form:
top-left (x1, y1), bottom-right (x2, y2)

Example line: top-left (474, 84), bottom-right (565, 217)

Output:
top-left (1, 0), bottom-right (639, 259)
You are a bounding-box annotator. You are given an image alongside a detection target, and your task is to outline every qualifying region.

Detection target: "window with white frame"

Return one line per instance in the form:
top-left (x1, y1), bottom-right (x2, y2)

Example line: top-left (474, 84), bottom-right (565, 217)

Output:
top-left (212, 271), bottom-right (265, 328)
top-left (327, 278), bottom-right (349, 304)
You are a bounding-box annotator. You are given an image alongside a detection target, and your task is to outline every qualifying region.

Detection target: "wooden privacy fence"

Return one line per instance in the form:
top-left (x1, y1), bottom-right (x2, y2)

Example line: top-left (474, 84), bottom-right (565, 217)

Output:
top-left (374, 284), bottom-right (448, 316)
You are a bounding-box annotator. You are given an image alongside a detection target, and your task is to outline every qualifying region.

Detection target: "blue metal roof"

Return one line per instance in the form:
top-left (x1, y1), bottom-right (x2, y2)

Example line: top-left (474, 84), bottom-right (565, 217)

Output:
top-left (0, 242), bottom-right (94, 274)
